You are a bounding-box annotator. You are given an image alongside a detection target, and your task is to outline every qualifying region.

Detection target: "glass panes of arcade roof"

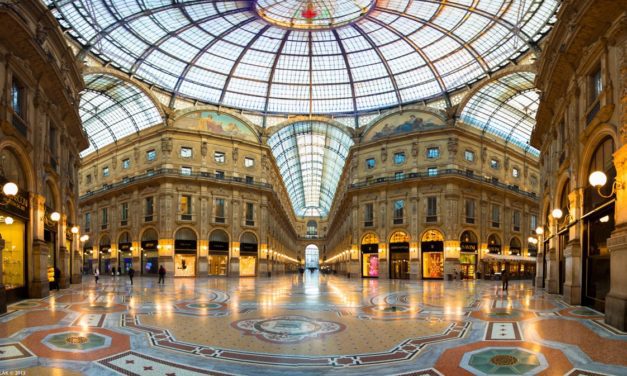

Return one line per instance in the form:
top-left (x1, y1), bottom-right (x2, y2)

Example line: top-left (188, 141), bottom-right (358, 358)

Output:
top-left (45, 0), bottom-right (558, 116)
top-left (79, 74), bottom-right (162, 157)
top-left (268, 121), bottom-right (354, 217)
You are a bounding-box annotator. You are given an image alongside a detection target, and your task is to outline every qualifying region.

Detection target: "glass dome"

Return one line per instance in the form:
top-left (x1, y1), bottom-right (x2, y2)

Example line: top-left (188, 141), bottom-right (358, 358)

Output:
top-left (45, 0), bottom-right (558, 116)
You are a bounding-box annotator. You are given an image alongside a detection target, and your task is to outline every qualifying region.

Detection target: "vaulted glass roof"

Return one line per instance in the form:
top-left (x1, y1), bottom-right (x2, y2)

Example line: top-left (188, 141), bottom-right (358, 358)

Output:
top-left (45, 0), bottom-right (557, 117)
top-left (460, 71), bottom-right (539, 155)
top-left (268, 121), bottom-right (353, 217)
top-left (79, 74), bottom-right (162, 157)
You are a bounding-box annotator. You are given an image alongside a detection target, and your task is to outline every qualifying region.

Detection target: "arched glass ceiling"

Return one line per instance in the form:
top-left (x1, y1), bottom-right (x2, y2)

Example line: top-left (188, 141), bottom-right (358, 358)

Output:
top-left (268, 121), bottom-right (353, 217)
top-left (45, 0), bottom-right (558, 118)
top-left (460, 71), bottom-right (539, 155)
top-left (80, 74), bottom-right (162, 157)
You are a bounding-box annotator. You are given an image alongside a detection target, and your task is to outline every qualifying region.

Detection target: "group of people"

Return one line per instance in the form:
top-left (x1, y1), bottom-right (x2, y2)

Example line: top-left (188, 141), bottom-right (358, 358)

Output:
top-left (93, 265), bottom-right (167, 285)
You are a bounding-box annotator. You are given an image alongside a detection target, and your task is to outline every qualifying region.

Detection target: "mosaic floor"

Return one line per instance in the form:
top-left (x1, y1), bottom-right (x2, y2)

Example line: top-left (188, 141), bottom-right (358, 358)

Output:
top-left (1, 273), bottom-right (626, 376)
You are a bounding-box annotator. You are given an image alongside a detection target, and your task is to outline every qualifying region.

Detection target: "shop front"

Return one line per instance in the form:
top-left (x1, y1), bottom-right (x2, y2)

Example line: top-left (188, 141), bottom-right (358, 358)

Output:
top-left (118, 243), bottom-right (133, 275)
top-left (209, 230), bottom-right (229, 276)
top-left (482, 255), bottom-right (536, 279)
top-left (0, 186), bottom-right (29, 303)
top-left (174, 228), bottom-right (197, 277)
top-left (83, 243), bottom-right (94, 274)
top-left (389, 231), bottom-right (409, 279)
top-left (141, 229), bottom-right (159, 275)
top-left (421, 230), bottom-right (444, 279)
top-left (240, 232), bottom-right (258, 277)
top-left (44, 211), bottom-right (58, 287)
top-left (460, 231), bottom-right (478, 279)
top-left (361, 233), bottom-right (379, 278)
top-left (98, 235), bottom-right (112, 274)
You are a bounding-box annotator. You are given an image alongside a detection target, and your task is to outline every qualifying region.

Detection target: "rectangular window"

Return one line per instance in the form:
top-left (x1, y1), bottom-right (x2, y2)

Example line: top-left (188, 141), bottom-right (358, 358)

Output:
top-left (591, 68), bottom-right (602, 101)
top-left (245, 175), bottom-right (254, 184)
top-left (245, 157), bottom-right (255, 167)
top-left (366, 158), bottom-right (375, 169)
top-left (181, 166), bottom-right (192, 176)
top-left (11, 78), bottom-right (25, 119)
top-left (512, 167), bottom-right (520, 178)
top-left (364, 203), bottom-right (374, 227)
top-left (427, 147), bottom-right (440, 159)
top-left (102, 166), bottom-right (109, 177)
top-left (491, 205), bottom-right (500, 228)
top-left (394, 152), bottom-right (406, 165)
top-left (245, 202), bottom-right (254, 226)
top-left (214, 151), bottom-right (225, 163)
top-left (464, 150), bottom-right (474, 162)
top-left (465, 199), bottom-right (475, 224)
top-left (122, 158), bottom-right (130, 169)
top-left (49, 126), bottom-right (57, 156)
top-left (215, 198), bottom-right (225, 223)
top-left (393, 200), bottom-right (404, 224)
top-left (513, 210), bottom-right (521, 231)
top-left (215, 170), bottom-right (225, 179)
top-left (395, 171), bottom-right (404, 180)
top-left (146, 149), bottom-right (156, 161)
top-left (84, 212), bottom-right (91, 231)
top-left (180, 195), bottom-right (192, 220)
top-left (86, 174), bottom-right (92, 184)
top-left (531, 214), bottom-right (538, 232)
top-left (427, 197), bottom-right (437, 222)
top-left (145, 196), bottom-right (154, 222)
top-left (490, 159), bottom-right (499, 169)
top-left (120, 202), bottom-right (128, 225)
top-left (180, 147), bottom-right (193, 158)
top-left (101, 207), bottom-right (108, 229)
top-left (427, 167), bottom-right (438, 176)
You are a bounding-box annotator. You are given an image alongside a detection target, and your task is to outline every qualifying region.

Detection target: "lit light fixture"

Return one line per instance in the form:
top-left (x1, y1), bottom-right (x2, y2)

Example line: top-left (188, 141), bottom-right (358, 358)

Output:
top-left (600, 215), bottom-right (610, 223)
top-left (50, 212), bottom-right (61, 222)
top-left (527, 237), bottom-right (538, 244)
top-left (2, 182), bottom-right (18, 196)
top-left (551, 208), bottom-right (563, 219)
top-left (589, 170), bottom-right (623, 198)
top-left (4, 216), bottom-right (14, 225)
top-left (71, 226), bottom-right (79, 234)
top-left (80, 234), bottom-right (89, 242)
top-left (535, 226), bottom-right (544, 235)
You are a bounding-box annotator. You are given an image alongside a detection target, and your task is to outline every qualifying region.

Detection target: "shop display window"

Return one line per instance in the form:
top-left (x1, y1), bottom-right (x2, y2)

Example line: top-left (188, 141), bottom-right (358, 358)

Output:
top-left (142, 250), bottom-right (158, 274)
top-left (209, 254), bottom-right (228, 276)
top-left (422, 252), bottom-right (443, 278)
top-left (175, 254), bottom-right (196, 276)
top-left (362, 253), bottom-right (379, 277)
top-left (1, 217), bottom-right (25, 289)
top-left (240, 256), bottom-right (256, 276)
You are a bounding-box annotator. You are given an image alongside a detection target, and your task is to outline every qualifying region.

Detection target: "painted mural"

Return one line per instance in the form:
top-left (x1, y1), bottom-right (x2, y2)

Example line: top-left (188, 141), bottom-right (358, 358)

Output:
top-left (363, 111), bottom-right (445, 142)
top-left (175, 111), bottom-right (257, 142)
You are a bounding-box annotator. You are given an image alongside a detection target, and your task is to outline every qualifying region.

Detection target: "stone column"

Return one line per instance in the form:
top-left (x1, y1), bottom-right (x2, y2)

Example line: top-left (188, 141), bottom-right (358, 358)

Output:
top-left (563, 189), bottom-right (583, 304)
top-left (545, 219), bottom-right (559, 294)
top-left (72, 249), bottom-right (82, 284)
top-left (58, 246), bottom-right (69, 288)
top-left (0, 236), bottom-right (6, 313)
top-left (29, 194), bottom-right (49, 298)
top-left (605, 144), bottom-right (627, 330)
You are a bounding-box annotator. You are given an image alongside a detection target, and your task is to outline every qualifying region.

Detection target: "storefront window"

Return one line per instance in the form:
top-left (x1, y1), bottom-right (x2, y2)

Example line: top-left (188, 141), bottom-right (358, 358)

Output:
top-left (240, 256), bottom-right (256, 276)
top-left (1, 216), bottom-right (25, 289)
top-left (362, 253), bottom-right (379, 277)
top-left (423, 252), bottom-right (443, 278)
top-left (175, 254), bottom-right (196, 277)
top-left (209, 255), bottom-right (228, 275)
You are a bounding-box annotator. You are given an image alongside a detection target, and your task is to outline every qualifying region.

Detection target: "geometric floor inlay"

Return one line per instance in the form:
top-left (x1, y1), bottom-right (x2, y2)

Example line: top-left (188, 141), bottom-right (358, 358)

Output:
top-left (232, 315), bottom-right (345, 343)
top-left (462, 347), bottom-right (548, 375)
top-left (98, 351), bottom-right (233, 376)
top-left (484, 322), bottom-right (522, 341)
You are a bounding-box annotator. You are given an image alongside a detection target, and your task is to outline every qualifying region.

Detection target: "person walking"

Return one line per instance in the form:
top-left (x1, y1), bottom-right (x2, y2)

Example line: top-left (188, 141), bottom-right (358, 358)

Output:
top-left (501, 268), bottom-right (509, 292)
top-left (53, 267), bottom-right (61, 291)
top-left (94, 267), bottom-right (100, 284)
top-left (158, 265), bottom-right (166, 284)
top-left (128, 266), bottom-right (135, 285)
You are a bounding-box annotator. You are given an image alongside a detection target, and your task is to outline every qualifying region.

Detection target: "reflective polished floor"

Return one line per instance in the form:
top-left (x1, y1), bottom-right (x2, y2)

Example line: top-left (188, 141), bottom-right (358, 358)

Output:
top-left (1, 273), bottom-right (626, 376)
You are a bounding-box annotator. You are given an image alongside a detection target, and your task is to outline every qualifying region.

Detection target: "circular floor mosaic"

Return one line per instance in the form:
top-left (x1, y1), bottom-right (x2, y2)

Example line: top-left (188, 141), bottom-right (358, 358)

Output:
top-left (232, 315), bottom-right (345, 343)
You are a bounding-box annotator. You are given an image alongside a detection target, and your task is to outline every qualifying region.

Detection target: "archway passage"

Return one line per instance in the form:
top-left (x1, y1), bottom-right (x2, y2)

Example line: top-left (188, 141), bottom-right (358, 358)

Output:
top-left (305, 244), bottom-right (319, 270)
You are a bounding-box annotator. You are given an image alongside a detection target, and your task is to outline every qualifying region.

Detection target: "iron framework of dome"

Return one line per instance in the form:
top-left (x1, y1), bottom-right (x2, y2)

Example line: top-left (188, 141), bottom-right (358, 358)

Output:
top-left (45, 0), bottom-right (558, 117)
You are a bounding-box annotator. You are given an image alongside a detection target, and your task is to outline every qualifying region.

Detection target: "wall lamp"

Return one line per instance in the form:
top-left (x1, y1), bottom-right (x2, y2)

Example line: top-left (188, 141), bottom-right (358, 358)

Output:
top-left (1, 182), bottom-right (18, 205)
top-left (589, 170), bottom-right (623, 199)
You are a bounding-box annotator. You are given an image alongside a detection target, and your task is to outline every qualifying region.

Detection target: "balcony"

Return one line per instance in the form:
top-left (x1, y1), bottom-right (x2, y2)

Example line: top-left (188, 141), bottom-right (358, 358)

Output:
top-left (426, 215), bottom-right (437, 223)
top-left (101, 224), bottom-right (108, 230)
top-left (465, 217), bottom-right (475, 224)
top-left (492, 222), bottom-right (500, 228)
top-left (364, 220), bottom-right (374, 227)
top-left (12, 113), bottom-right (27, 137)
top-left (215, 217), bottom-right (226, 224)
top-left (180, 214), bottom-right (193, 221)
top-left (245, 219), bottom-right (255, 226)
top-left (393, 217), bottom-right (403, 225)
top-left (144, 215), bottom-right (154, 222)
top-left (120, 220), bottom-right (128, 226)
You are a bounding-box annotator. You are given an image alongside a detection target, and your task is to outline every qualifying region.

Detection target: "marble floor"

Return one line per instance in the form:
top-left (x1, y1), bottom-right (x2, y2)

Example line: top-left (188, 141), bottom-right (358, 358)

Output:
top-left (1, 273), bottom-right (626, 376)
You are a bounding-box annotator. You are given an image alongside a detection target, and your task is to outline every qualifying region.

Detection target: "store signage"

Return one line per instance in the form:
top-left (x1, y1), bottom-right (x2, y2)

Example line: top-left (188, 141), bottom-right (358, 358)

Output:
top-left (389, 242), bottom-right (409, 252)
top-left (421, 241), bottom-right (443, 252)
top-left (119, 242), bottom-right (132, 251)
top-left (0, 190), bottom-right (29, 219)
top-left (175, 239), bottom-right (197, 250)
top-left (240, 242), bottom-right (258, 253)
top-left (361, 243), bottom-right (378, 253)
top-left (460, 242), bottom-right (477, 252)
top-left (488, 244), bottom-right (501, 254)
top-left (209, 241), bottom-right (229, 251)
top-left (66, 229), bottom-right (73, 241)
top-left (141, 240), bottom-right (158, 249)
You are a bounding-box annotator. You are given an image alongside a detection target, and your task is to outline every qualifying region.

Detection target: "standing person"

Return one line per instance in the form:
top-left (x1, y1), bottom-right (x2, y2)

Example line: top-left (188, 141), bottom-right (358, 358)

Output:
top-left (94, 267), bottom-right (100, 284)
top-left (128, 266), bottom-right (135, 285)
top-left (53, 267), bottom-right (61, 291)
top-left (158, 265), bottom-right (166, 284)
top-left (501, 268), bottom-right (509, 292)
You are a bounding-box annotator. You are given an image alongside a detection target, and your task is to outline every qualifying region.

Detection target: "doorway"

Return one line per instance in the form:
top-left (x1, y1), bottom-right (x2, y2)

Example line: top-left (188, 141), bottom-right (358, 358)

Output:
top-left (305, 244), bottom-right (319, 269)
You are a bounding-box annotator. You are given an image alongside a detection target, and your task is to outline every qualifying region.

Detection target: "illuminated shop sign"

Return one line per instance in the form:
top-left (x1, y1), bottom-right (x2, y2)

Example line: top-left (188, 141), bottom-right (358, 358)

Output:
top-left (460, 242), bottom-right (478, 252)
top-left (360, 243), bottom-right (378, 253)
top-left (209, 241), bottom-right (229, 251)
top-left (141, 240), bottom-right (157, 249)
top-left (389, 242), bottom-right (409, 252)
top-left (119, 242), bottom-right (132, 251)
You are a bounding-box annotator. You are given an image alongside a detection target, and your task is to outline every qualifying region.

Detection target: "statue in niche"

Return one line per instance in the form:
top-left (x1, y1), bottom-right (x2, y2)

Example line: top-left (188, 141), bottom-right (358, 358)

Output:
top-left (481, 147), bottom-right (487, 162)
top-left (161, 137), bottom-right (173, 155)
top-left (504, 157), bottom-right (510, 169)
top-left (134, 146), bottom-right (139, 162)
top-left (233, 147), bottom-right (239, 162)
top-left (35, 23), bottom-right (48, 46)
top-left (201, 142), bottom-right (207, 157)
top-left (112, 156), bottom-right (117, 169)
top-left (411, 141), bottom-right (418, 156)
top-left (381, 147), bottom-right (387, 162)
top-left (447, 137), bottom-right (458, 156)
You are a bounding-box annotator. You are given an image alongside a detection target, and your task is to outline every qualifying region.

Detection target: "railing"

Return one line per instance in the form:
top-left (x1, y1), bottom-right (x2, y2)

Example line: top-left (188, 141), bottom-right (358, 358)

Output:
top-left (465, 217), bottom-right (475, 224)
top-left (393, 217), bottom-right (403, 225)
top-left (120, 220), bottom-right (128, 226)
top-left (426, 215), bottom-right (437, 223)
top-left (144, 215), bottom-right (153, 222)
top-left (349, 169), bottom-right (538, 200)
top-left (586, 100), bottom-right (601, 125)
top-left (214, 217), bottom-right (226, 224)
top-left (80, 168), bottom-right (273, 200)
top-left (12, 113), bottom-right (27, 137)
top-left (364, 220), bottom-right (374, 227)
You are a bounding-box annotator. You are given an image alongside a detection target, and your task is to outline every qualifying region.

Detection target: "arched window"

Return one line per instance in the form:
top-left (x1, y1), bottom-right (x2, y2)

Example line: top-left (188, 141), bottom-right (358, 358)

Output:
top-left (0, 148), bottom-right (27, 189)
top-left (509, 237), bottom-right (522, 256)
top-left (586, 137), bottom-right (615, 211)
top-left (306, 220), bottom-right (317, 237)
top-left (488, 234), bottom-right (501, 254)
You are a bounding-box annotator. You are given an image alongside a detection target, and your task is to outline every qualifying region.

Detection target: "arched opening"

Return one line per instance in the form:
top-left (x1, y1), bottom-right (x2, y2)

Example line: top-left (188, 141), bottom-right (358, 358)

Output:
top-left (209, 229), bottom-right (229, 276)
top-left (44, 181), bottom-right (59, 285)
top-left (484, 234), bottom-right (503, 276)
top-left (174, 227), bottom-right (197, 277)
top-left (390, 231), bottom-right (410, 280)
top-left (361, 233), bottom-right (379, 278)
top-left (98, 234), bottom-right (112, 275)
top-left (306, 220), bottom-right (318, 238)
top-left (421, 229), bottom-right (444, 279)
top-left (117, 231), bottom-right (133, 275)
top-left (0, 148), bottom-right (28, 300)
top-left (140, 228), bottom-right (159, 275)
top-left (305, 244), bottom-right (319, 269)
top-left (460, 230), bottom-right (478, 280)
top-left (582, 137), bottom-right (615, 312)
top-left (239, 232), bottom-right (258, 277)
top-left (509, 237), bottom-right (522, 256)
top-left (82, 239), bottom-right (94, 274)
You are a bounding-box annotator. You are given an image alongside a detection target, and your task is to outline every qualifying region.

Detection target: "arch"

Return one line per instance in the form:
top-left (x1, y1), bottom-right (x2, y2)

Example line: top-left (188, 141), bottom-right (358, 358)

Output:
top-left (173, 105), bottom-right (262, 140)
top-left (509, 236), bottom-right (522, 255)
top-left (578, 128), bottom-right (618, 188)
top-left (421, 229), bottom-right (444, 242)
top-left (99, 234), bottom-right (112, 246)
top-left (140, 227), bottom-right (159, 241)
top-left (488, 234), bottom-right (501, 245)
top-left (306, 220), bottom-right (318, 237)
top-left (0, 147), bottom-right (27, 189)
top-left (460, 230), bottom-right (478, 244)
top-left (240, 231), bottom-right (258, 244)
top-left (44, 179), bottom-right (60, 211)
top-left (118, 231), bottom-right (132, 244)
top-left (360, 106), bottom-right (447, 142)
top-left (361, 232), bottom-right (379, 244)
top-left (65, 198), bottom-right (76, 224)
top-left (174, 227), bottom-right (198, 240)
top-left (305, 244), bottom-right (319, 269)
top-left (0, 140), bottom-right (35, 191)
top-left (266, 115), bottom-right (354, 138)
top-left (390, 231), bottom-right (410, 243)
top-left (209, 229), bottom-right (230, 243)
